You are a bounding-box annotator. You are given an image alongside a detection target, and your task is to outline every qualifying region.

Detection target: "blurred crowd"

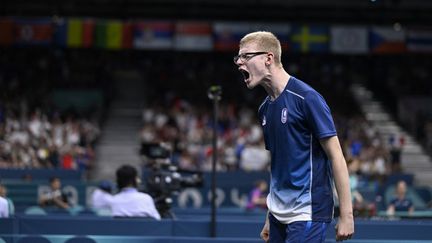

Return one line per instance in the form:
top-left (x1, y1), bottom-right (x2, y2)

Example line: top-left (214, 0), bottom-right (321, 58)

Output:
top-left (0, 102), bottom-right (100, 172)
top-left (140, 101), bottom-right (268, 172)
top-left (138, 97), bottom-right (401, 178)
top-left (1, 48), bottom-right (431, 175)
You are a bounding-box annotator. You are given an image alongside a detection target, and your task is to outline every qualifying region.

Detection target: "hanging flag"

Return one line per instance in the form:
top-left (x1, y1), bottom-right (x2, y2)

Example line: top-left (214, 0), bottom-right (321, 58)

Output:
top-left (0, 18), bottom-right (14, 46)
top-left (55, 18), bottom-right (95, 48)
top-left (290, 25), bottom-right (329, 53)
top-left (95, 20), bottom-right (131, 49)
top-left (14, 18), bottom-right (53, 45)
top-left (134, 21), bottom-right (174, 49)
top-left (330, 26), bottom-right (368, 54)
top-left (174, 21), bottom-right (213, 51)
top-left (369, 26), bottom-right (406, 53)
top-left (407, 27), bottom-right (432, 53)
top-left (213, 22), bottom-right (250, 51)
top-left (66, 18), bottom-right (95, 48)
top-left (248, 23), bottom-right (291, 51)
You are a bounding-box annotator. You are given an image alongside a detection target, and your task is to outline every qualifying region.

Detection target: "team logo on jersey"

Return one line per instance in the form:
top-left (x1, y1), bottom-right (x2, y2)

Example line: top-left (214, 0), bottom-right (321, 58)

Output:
top-left (281, 108), bottom-right (287, 123)
top-left (262, 116), bottom-right (266, 126)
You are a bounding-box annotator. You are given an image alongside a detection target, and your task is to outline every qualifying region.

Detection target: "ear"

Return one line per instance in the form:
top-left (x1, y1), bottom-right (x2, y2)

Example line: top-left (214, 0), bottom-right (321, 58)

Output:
top-left (267, 52), bottom-right (274, 61)
top-left (266, 52), bottom-right (274, 64)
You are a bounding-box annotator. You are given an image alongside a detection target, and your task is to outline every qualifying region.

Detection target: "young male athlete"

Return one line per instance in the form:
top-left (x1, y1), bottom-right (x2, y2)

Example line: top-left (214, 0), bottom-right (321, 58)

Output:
top-left (234, 31), bottom-right (354, 242)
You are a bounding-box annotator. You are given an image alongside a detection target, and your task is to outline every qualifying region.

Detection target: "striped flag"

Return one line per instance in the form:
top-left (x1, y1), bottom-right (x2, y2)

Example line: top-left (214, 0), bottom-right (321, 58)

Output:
top-left (66, 18), bottom-right (95, 48)
top-left (134, 21), bottom-right (174, 49)
top-left (331, 26), bottom-right (368, 54)
top-left (95, 20), bottom-right (132, 49)
top-left (174, 21), bottom-right (213, 51)
top-left (54, 18), bottom-right (97, 48)
top-left (369, 26), bottom-right (406, 53)
top-left (14, 18), bottom-right (53, 45)
top-left (407, 28), bottom-right (432, 53)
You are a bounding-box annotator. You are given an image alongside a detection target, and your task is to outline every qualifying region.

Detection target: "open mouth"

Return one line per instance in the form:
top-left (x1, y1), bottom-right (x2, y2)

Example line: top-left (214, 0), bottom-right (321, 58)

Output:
top-left (239, 69), bottom-right (250, 81)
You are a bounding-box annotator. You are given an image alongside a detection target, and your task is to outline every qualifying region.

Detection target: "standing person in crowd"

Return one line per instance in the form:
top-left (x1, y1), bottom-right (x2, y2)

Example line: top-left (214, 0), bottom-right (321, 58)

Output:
top-left (110, 165), bottom-right (161, 220)
top-left (0, 184), bottom-right (14, 217)
top-left (0, 184), bottom-right (11, 218)
top-left (91, 180), bottom-right (114, 210)
top-left (0, 193), bottom-right (8, 218)
top-left (234, 31), bottom-right (354, 242)
top-left (39, 177), bottom-right (71, 209)
top-left (386, 180), bottom-right (414, 216)
top-left (246, 180), bottom-right (268, 211)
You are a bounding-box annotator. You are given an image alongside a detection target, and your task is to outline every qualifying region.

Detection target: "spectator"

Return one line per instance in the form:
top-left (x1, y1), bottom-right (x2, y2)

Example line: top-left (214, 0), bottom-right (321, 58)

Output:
top-left (386, 180), bottom-right (414, 216)
top-left (110, 165), bottom-right (161, 219)
top-left (246, 180), bottom-right (268, 211)
top-left (388, 134), bottom-right (404, 173)
top-left (39, 177), bottom-right (71, 209)
top-left (347, 159), bottom-right (376, 217)
top-left (91, 180), bottom-right (114, 210)
top-left (0, 184), bottom-right (14, 216)
top-left (0, 193), bottom-right (8, 218)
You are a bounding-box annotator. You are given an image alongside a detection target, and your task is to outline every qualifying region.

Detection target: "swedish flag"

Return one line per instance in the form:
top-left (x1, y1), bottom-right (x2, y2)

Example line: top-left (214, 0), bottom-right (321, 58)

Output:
top-left (290, 25), bottom-right (329, 53)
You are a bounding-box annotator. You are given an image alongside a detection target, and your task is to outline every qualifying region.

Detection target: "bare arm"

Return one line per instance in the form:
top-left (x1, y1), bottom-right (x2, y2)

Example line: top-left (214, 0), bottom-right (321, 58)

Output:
top-left (320, 136), bottom-right (354, 241)
top-left (260, 211), bottom-right (270, 242)
top-left (52, 197), bottom-right (70, 209)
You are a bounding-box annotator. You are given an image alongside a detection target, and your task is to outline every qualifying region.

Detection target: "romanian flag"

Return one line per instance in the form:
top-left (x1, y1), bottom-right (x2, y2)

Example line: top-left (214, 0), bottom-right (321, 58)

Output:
top-left (14, 18), bottom-right (53, 45)
top-left (54, 18), bottom-right (95, 48)
top-left (290, 25), bottom-right (329, 53)
top-left (0, 18), bottom-right (14, 46)
top-left (95, 20), bottom-right (132, 49)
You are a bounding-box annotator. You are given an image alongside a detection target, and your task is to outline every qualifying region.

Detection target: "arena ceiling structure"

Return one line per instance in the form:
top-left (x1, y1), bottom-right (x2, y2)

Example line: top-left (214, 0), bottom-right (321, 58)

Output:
top-left (2, 0), bottom-right (432, 25)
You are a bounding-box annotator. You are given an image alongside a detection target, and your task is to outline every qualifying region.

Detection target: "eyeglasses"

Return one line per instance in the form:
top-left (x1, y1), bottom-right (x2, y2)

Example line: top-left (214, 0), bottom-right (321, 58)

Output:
top-left (233, 52), bottom-right (268, 64)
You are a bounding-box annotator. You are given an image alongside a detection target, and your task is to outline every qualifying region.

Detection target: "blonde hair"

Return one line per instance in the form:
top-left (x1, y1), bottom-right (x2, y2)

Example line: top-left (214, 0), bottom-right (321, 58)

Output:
top-left (240, 31), bottom-right (282, 66)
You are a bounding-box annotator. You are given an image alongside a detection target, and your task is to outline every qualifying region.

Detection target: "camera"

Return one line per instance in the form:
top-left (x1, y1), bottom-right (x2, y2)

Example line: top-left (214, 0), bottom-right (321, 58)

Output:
top-left (140, 142), bottom-right (171, 160)
top-left (140, 142), bottom-right (203, 218)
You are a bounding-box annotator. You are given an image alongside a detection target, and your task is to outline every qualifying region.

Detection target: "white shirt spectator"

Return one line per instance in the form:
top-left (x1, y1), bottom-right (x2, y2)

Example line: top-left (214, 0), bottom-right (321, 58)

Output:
top-left (0, 197), bottom-right (9, 218)
top-left (240, 145), bottom-right (270, 171)
top-left (91, 188), bottom-right (113, 209)
top-left (110, 187), bottom-right (161, 220)
top-left (28, 117), bottom-right (43, 138)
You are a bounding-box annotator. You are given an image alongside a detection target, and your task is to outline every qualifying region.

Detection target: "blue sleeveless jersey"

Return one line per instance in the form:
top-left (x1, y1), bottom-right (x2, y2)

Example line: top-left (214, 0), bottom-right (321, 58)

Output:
top-left (258, 76), bottom-right (336, 224)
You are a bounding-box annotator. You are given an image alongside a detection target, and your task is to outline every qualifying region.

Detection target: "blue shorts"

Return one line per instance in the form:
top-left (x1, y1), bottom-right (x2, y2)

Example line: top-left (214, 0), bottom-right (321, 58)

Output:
top-left (269, 213), bottom-right (328, 243)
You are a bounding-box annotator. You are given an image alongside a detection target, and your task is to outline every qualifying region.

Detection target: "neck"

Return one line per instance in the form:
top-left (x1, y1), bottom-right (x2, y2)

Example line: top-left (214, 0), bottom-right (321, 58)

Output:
top-left (262, 67), bottom-right (290, 101)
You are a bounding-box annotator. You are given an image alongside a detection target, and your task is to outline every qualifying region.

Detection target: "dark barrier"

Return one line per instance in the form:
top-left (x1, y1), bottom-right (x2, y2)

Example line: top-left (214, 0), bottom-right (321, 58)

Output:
top-left (1, 216), bottom-right (432, 240)
top-left (18, 216), bottom-right (171, 236)
top-left (0, 236), bottom-right (429, 243)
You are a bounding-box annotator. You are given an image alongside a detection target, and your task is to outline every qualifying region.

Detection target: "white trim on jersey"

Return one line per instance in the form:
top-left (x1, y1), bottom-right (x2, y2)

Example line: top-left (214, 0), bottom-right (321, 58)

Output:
top-left (258, 96), bottom-right (270, 112)
top-left (309, 134), bottom-right (313, 216)
top-left (286, 89), bottom-right (305, 99)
